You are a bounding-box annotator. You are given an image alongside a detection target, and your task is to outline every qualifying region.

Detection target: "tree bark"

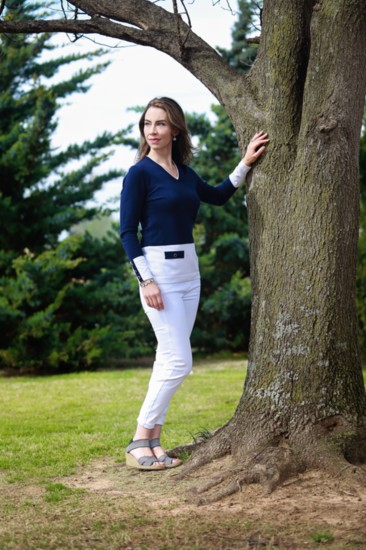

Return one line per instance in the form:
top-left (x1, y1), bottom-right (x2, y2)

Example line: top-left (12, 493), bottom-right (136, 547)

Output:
top-left (179, 0), bottom-right (366, 500)
top-left (1, 0), bottom-right (366, 497)
top-left (243, 0), bottom-right (366, 443)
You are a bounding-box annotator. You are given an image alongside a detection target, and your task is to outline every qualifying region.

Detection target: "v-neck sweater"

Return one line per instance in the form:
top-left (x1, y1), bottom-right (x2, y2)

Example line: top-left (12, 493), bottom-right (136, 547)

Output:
top-left (120, 156), bottom-right (238, 263)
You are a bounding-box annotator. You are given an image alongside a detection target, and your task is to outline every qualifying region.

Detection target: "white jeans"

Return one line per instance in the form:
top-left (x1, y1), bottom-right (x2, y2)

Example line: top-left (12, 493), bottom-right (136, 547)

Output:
top-left (137, 278), bottom-right (201, 429)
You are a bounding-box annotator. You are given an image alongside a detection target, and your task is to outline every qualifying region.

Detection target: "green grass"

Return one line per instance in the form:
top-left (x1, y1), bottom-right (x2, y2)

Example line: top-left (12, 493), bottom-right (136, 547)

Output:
top-left (44, 482), bottom-right (85, 503)
top-left (310, 530), bottom-right (335, 544)
top-left (0, 358), bottom-right (247, 484)
top-left (1, 359), bottom-right (365, 550)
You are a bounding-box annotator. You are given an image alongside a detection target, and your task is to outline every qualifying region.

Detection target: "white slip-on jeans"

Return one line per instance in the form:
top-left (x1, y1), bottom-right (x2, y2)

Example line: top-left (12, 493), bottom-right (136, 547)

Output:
top-left (137, 278), bottom-right (201, 429)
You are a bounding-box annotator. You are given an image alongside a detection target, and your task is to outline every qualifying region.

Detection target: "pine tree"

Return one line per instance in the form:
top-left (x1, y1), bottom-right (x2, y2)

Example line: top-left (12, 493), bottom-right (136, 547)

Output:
top-left (186, 106), bottom-right (251, 351)
top-left (217, 0), bottom-right (260, 72)
top-left (0, 0), bottom-right (125, 257)
top-left (0, 1), bottom-right (147, 372)
top-left (186, 1), bottom-right (260, 352)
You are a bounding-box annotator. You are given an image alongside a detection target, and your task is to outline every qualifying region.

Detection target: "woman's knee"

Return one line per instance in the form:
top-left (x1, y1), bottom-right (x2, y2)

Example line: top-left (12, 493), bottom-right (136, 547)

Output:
top-left (165, 350), bottom-right (192, 379)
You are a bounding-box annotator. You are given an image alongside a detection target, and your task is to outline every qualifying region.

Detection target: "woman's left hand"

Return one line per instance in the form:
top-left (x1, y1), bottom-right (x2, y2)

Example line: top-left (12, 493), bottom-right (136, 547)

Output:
top-left (243, 131), bottom-right (269, 166)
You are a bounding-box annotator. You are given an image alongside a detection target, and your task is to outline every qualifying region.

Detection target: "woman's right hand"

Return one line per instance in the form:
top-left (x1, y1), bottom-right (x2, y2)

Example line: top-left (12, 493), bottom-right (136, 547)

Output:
top-left (142, 282), bottom-right (164, 310)
top-left (243, 131), bottom-right (269, 166)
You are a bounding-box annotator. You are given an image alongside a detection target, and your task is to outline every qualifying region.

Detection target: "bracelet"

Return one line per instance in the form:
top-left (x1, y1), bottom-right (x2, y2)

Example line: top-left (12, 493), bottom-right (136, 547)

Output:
top-left (139, 278), bottom-right (155, 288)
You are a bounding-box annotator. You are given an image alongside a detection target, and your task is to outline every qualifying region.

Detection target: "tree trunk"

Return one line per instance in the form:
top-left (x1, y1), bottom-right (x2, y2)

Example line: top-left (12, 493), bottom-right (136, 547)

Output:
top-left (179, 0), bottom-right (366, 501)
top-left (1, 0), bottom-right (366, 498)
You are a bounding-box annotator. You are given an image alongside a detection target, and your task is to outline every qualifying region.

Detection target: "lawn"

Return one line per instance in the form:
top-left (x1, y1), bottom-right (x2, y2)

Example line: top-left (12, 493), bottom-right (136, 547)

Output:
top-left (1, 358), bottom-right (365, 550)
top-left (0, 357), bottom-right (246, 484)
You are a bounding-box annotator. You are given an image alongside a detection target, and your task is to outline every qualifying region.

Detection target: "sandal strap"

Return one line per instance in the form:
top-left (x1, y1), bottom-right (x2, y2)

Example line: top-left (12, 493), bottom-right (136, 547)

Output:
top-left (138, 455), bottom-right (161, 467)
top-left (156, 454), bottom-right (174, 465)
top-left (126, 439), bottom-right (151, 453)
top-left (149, 438), bottom-right (161, 449)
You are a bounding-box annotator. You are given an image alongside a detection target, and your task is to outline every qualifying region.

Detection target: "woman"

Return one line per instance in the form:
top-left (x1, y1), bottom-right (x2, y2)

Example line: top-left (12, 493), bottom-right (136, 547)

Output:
top-left (120, 97), bottom-right (268, 470)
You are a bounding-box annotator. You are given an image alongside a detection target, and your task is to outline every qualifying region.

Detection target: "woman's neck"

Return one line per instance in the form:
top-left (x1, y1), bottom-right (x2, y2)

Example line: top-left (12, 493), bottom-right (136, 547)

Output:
top-left (147, 152), bottom-right (179, 179)
top-left (147, 151), bottom-right (174, 167)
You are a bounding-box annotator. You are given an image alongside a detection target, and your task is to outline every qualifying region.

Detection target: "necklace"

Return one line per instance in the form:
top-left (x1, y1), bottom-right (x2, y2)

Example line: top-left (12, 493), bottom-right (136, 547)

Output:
top-left (147, 156), bottom-right (179, 180)
top-left (171, 161), bottom-right (179, 180)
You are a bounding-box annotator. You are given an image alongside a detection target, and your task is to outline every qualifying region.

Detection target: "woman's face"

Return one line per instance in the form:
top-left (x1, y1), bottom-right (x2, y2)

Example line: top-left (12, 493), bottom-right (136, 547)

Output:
top-left (143, 107), bottom-right (177, 154)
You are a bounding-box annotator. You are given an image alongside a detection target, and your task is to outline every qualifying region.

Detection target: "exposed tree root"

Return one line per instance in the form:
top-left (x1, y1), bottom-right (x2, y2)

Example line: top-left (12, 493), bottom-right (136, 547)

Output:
top-left (189, 473), bottom-right (231, 495)
top-left (170, 425), bottom-right (232, 478)
top-left (195, 479), bottom-right (242, 506)
top-left (189, 444), bottom-right (302, 505)
top-left (168, 426), bottom-right (222, 459)
top-left (168, 441), bottom-right (201, 458)
top-left (174, 416), bottom-right (366, 505)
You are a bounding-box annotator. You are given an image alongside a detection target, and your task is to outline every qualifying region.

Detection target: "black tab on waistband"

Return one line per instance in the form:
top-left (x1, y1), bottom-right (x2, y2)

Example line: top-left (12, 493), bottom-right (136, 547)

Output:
top-left (164, 251), bottom-right (184, 259)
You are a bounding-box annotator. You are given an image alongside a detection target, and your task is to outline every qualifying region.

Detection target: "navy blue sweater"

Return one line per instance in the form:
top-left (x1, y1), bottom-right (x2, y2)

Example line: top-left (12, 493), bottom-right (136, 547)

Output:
top-left (120, 156), bottom-right (237, 262)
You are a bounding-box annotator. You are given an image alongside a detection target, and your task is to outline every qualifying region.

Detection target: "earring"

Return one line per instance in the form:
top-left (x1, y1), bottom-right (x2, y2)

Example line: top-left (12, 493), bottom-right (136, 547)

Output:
top-left (173, 136), bottom-right (177, 141)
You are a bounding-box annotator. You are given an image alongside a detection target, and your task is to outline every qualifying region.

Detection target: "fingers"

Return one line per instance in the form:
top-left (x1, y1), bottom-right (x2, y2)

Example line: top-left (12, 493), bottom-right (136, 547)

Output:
top-left (253, 145), bottom-right (266, 159)
top-left (146, 295), bottom-right (164, 310)
top-left (243, 131), bottom-right (269, 166)
top-left (251, 130), bottom-right (267, 142)
top-left (143, 284), bottom-right (164, 310)
top-left (251, 131), bottom-right (269, 146)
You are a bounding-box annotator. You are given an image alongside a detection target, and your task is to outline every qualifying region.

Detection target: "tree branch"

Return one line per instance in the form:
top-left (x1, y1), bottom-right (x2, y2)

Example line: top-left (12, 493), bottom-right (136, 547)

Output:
top-left (172, 0), bottom-right (191, 58)
top-left (0, 0), bottom-right (249, 110)
top-left (0, 17), bottom-right (145, 44)
top-left (246, 36), bottom-right (260, 44)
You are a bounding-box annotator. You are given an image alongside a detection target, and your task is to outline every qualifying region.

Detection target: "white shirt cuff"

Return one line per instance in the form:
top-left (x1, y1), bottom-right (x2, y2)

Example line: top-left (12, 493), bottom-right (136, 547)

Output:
top-left (131, 255), bottom-right (154, 282)
top-left (229, 161), bottom-right (251, 188)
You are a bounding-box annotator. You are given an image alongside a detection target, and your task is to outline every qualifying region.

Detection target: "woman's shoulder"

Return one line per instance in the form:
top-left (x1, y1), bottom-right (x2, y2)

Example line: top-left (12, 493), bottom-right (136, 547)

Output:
top-left (124, 157), bottom-right (152, 184)
top-left (127, 157), bottom-right (150, 175)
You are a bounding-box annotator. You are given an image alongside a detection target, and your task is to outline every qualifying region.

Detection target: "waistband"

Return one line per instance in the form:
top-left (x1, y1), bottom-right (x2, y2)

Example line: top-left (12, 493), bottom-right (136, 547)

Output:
top-left (142, 243), bottom-right (200, 283)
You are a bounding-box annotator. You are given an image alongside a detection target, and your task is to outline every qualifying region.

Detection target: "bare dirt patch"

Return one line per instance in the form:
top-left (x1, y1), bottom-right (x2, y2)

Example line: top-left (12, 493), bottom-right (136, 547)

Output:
top-left (55, 455), bottom-right (366, 549)
top-left (1, 456), bottom-right (366, 549)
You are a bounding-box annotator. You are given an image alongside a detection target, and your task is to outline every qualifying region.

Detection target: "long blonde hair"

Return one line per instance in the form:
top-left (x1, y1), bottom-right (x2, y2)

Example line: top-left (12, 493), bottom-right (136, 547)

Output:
top-left (137, 97), bottom-right (194, 164)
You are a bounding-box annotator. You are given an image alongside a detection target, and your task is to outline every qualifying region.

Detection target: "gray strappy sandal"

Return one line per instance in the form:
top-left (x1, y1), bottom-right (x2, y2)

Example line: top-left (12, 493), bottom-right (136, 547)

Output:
top-left (126, 439), bottom-right (165, 470)
top-left (150, 438), bottom-right (183, 469)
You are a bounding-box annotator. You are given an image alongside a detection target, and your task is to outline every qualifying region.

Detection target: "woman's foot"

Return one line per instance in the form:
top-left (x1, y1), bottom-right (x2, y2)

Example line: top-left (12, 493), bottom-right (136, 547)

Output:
top-left (150, 438), bottom-right (183, 469)
top-left (126, 439), bottom-right (165, 470)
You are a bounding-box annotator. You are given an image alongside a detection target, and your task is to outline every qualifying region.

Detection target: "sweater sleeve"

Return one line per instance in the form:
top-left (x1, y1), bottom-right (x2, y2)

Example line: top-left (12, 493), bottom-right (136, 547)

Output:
top-left (194, 160), bottom-right (251, 205)
top-left (119, 168), bottom-right (153, 282)
top-left (195, 175), bottom-right (237, 205)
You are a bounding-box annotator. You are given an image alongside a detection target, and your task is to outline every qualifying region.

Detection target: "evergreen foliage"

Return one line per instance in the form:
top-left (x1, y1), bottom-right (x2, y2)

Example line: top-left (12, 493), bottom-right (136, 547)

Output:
top-left (187, 106), bottom-right (251, 352)
top-left (217, 0), bottom-right (260, 72)
top-left (186, 1), bottom-right (259, 352)
top-left (0, 0), bottom-right (264, 372)
top-left (0, 1), bottom-right (125, 255)
top-left (0, 0), bottom-right (148, 372)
